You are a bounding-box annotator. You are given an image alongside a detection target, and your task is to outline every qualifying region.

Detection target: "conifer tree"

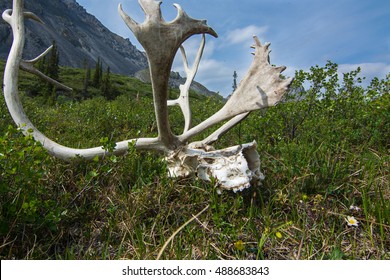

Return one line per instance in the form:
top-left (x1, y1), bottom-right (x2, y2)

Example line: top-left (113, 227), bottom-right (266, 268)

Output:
top-left (45, 40), bottom-right (60, 103)
top-left (92, 58), bottom-right (103, 88)
top-left (232, 71), bottom-right (238, 93)
top-left (46, 41), bottom-right (59, 80)
top-left (101, 66), bottom-right (112, 100)
top-left (83, 59), bottom-right (91, 99)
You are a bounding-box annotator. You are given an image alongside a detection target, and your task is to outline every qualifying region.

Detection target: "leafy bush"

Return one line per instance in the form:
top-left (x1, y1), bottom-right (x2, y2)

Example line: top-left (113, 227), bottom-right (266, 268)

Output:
top-left (0, 126), bottom-right (65, 256)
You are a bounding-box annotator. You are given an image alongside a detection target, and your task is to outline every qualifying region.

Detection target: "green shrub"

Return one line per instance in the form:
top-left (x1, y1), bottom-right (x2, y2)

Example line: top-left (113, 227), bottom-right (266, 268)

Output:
top-left (0, 59), bottom-right (388, 259)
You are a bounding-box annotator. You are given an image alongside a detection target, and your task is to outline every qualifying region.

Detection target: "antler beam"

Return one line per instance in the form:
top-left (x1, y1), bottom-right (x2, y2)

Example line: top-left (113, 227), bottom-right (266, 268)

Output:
top-left (2, 0), bottom-right (165, 160)
top-left (119, 1), bottom-right (217, 149)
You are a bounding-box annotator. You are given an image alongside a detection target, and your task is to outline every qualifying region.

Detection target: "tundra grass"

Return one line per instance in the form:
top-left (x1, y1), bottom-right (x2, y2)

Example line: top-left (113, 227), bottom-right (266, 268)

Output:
top-left (0, 60), bottom-right (389, 259)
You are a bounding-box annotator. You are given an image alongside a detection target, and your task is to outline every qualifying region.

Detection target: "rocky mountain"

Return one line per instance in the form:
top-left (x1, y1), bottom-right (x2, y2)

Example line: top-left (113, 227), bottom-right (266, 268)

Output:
top-left (0, 0), bottom-right (147, 75)
top-left (0, 0), bottom-right (219, 97)
top-left (135, 69), bottom-right (219, 97)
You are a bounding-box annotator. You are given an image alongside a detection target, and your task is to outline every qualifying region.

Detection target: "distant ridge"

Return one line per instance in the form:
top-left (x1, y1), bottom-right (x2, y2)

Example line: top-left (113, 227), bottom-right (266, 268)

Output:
top-left (0, 0), bottom-right (148, 75)
top-left (134, 68), bottom-right (220, 97)
top-left (0, 0), bottom-right (220, 97)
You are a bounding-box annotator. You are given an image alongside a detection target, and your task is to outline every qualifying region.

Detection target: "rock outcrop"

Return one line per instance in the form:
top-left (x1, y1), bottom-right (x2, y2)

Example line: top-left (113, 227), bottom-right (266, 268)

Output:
top-left (0, 0), bottom-right (147, 75)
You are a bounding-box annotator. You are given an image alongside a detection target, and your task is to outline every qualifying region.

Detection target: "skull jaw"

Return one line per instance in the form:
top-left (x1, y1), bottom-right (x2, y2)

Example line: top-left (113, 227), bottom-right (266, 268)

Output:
top-left (166, 141), bottom-right (264, 192)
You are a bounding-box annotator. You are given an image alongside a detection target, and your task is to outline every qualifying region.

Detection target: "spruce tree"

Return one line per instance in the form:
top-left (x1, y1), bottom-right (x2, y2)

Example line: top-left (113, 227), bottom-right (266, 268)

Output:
top-left (83, 59), bottom-right (91, 99)
top-left (101, 66), bottom-right (112, 100)
top-left (92, 58), bottom-right (103, 88)
top-left (45, 40), bottom-right (60, 103)
top-left (232, 71), bottom-right (238, 93)
top-left (46, 41), bottom-right (59, 80)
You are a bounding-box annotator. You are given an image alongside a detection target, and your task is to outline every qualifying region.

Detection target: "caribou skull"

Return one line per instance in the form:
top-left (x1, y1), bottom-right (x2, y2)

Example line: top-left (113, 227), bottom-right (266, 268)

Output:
top-left (2, 0), bottom-right (293, 192)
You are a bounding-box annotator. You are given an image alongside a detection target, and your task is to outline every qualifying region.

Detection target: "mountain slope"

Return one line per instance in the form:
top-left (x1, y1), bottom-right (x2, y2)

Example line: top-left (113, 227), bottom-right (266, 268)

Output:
top-left (0, 0), bottom-right (147, 75)
top-left (134, 69), bottom-right (219, 97)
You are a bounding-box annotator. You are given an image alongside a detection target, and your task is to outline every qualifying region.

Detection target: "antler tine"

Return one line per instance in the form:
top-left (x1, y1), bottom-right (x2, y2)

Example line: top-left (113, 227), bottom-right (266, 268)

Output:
top-left (20, 62), bottom-right (73, 92)
top-left (172, 3), bottom-right (185, 22)
top-left (200, 112), bottom-right (250, 146)
top-left (2, 8), bottom-right (44, 25)
top-left (118, 3), bottom-right (140, 35)
top-left (17, 43), bottom-right (73, 92)
top-left (192, 34), bottom-right (206, 73)
top-left (24, 11), bottom-right (44, 24)
top-left (2, 9), bottom-right (13, 24)
top-left (180, 46), bottom-right (190, 74)
top-left (23, 45), bottom-right (53, 64)
top-left (179, 34), bottom-right (206, 81)
top-left (139, 0), bottom-right (162, 20)
top-left (168, 34), bottom-right (206, 133)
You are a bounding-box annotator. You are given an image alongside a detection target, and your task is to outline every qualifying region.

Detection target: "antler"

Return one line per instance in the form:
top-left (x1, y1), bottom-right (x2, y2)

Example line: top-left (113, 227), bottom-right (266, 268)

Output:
top-left (167, 34), bottom-right (206, 133)
top-left (119, 1), bottom-right (217, 149)
top-left (179, 36), bottom-right (293, 143)
top-left (20, 45), bottom-right (73, 92)
top-left (2, 0), bottom-right (165, 160)
top-left (3, 0), bottom-right (293, 191)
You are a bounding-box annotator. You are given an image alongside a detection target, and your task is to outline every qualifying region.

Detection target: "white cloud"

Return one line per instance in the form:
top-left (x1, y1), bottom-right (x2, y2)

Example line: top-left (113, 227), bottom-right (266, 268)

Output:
top-left (176, 36), bottom-right (216, 63)
top-left (225, 25), bottom-right (268, 46)
top-left (171, 36), bottom-right (238, 96)
top-left (173, 56), bottom-right (234, 96)
top-left (197, 59), bottom-right (232, 83)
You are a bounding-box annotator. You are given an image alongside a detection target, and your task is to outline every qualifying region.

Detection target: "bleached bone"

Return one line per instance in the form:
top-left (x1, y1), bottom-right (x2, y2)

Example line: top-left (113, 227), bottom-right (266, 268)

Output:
top-left (167, 34), bottom-right (206, 133)
top-left (178, 36), bottom-right (293, 144)
top-left (119, 1), bottom-right (217, 149)
top-left (2, 0), bottom-right (169, 160)
top-left (20, 45), bottom-right (73, 92)
top-left (200, 112), bottom-right (250, 146)
top-left (167, 141), bottom-right (264, 192)
top-left (2, 0), bottom-right (293, 191)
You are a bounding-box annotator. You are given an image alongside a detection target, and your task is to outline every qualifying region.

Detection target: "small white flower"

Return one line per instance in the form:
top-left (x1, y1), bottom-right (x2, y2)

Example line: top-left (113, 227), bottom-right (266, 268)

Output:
top-left (346, 216), bottom-right (359, 227)
top-left (349, 205), bottom-right (361, 211)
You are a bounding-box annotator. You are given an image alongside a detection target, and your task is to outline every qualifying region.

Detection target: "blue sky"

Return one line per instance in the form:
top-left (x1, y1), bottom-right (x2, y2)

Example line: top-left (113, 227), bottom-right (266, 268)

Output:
top-left (77, 0), bottom-right (390, 96)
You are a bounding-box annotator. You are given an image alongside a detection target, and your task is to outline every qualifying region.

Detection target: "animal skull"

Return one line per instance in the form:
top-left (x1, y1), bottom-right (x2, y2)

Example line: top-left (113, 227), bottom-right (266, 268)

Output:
top-left (167, 141), bottom-right (264, 192)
